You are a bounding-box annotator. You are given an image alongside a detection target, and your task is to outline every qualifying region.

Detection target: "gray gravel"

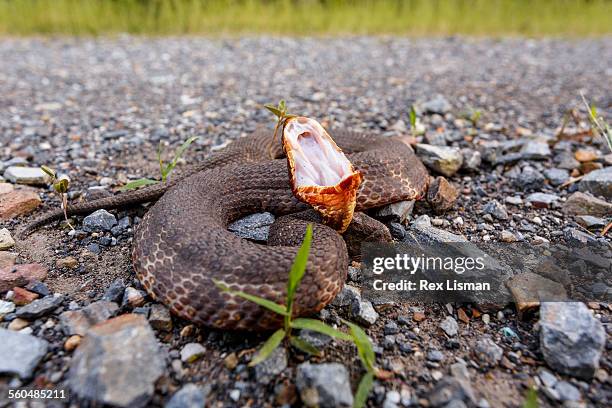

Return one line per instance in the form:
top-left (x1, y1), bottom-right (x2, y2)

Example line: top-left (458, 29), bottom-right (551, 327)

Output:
top-left (0, 37), bottom-right (610, 407)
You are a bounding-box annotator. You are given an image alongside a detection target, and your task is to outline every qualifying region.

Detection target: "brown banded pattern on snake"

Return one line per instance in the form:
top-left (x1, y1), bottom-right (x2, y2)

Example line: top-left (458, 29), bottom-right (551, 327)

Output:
top-left (132, 128), bottom-right (428, 330)
top-left (22, 127), bottom-right (429, 330)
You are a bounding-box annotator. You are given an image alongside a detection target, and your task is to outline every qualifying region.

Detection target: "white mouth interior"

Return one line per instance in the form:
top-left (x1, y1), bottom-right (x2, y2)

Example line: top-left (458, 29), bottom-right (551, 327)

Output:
top-left (284, 117), bottom-right (353, 187)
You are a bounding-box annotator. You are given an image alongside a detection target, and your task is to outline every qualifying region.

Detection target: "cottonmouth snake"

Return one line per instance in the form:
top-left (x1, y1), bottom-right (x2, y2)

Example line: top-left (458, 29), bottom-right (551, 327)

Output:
top-left (23, 127), bottom-right (429, 330)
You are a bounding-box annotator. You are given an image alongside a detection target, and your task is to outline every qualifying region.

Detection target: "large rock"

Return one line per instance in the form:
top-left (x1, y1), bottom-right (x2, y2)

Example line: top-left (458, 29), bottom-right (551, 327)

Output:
top-left (543, 168), bottom-right (570, 186)
top-left (373, 200), bottom-right (415, 223)
top-left (401, 216), bottom-right (512, 310)
top-left (296, 362), bottom-right (353, 408)
top-left (520, 142), bottom-right (551, 160)
top-left (525, 193), bottom-right (559, 209)
top-left (83, 209), bottom-right (117, 232)
top-left (0, 263), bottom-right (48, 292)
top-left (427, 177), bottom-right (458, 212)
top-left (404, 215), bottom-right (467, 244)
top-left (539, 302), bottom-right (605, 380)
top-left (511, 166), bottom-right (545, 191)
top-left (60, 300), bottom-right (119, 335)
top-left (102, 278), bottom-right (126, 303)
top-left (228, 212), bottom-right (275, 241)
top-left (0, 328), bottom-right (48, 378)
top-left (3, 166), bottom-right (48, 186)
top-left (350, 298), bottom-right (379, 326)
top-left (16, 294), bottom-right (64, 319)
top-left (506, 273), bottom-right (567, 315)
top-left (416, 144), bottom-right (463, 177)
top-left (422, 95), bottom-right (452, 114)
top-left (0, 187), bottom-right (41, 220)
top-left (68, 314), bottom-right (166, 407)
top-left (579, 167), bottom-right (612, 199)
top-left (563, 191), bottom-right (612, 217)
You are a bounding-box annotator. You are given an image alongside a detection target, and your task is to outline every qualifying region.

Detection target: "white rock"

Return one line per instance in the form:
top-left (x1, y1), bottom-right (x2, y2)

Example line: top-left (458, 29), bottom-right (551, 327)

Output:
top-left (0, 228), bottom-right (15, 250)
top-left (3, 166), bottom-right (48, 186)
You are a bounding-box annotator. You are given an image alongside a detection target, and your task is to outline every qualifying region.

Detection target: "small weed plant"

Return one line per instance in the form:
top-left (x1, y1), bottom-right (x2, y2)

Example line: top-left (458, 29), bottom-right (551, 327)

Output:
top-left (121, 136), bottom-right (199, 191)
top-left (522, 387), bottom-right (539, 408)
top-left (581, 92), bottom-right (611, 152)
top-left (409, 104), bottom-right (425, 137)
top-left (264, 99), bottom-right (297, 153)
top-left (461, 105), bottom-right (482, 127)
top-left (214, 225), bottom-right (352, 362)
top-left (215, 224), bottom-right (384, 407)
top-left (343, 319), bottom-right (384, 408)
top-left (41, 166), bottom-right (73, 230)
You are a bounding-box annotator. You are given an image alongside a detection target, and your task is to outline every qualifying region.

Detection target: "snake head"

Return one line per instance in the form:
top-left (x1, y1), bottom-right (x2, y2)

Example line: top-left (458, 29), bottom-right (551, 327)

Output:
top-left (282, 116), bottom-right (363, 233)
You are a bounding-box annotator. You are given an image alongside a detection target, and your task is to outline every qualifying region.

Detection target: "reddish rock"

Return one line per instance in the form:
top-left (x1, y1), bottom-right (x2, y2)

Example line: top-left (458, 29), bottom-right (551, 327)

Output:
top-left (0, 252), bottom-right (17, 268)
top-left (457, 308), bottom-right (470, 323)
top-left (580, 161), bottom-right (603, 174)
top-left (563, 192), bottom-right (612, 217)
top-left (59, 300), bottom-right (119, 336)
top-left (64, 335), bottom-right (82, 352)
top-left (0, 188), bottom-right (42, 220)
top-left (574, 149), bottom-right (599, 162)
top-left (413, 311), bottom-right (426, 322)
top-left (12, 287), bottom-right (40, 305)
top-left (427, 176), bottom-right (459, 212)
top-left (0, 263), bottom-right (48, 292)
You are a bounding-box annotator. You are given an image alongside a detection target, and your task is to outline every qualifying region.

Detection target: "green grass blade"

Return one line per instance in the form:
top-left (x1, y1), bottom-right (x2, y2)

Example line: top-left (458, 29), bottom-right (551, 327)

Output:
top-left (212, 279), bottom-right (288, 316)
top-left (40, 165), bottom-right (56, 179)
top-left (522, 387), bottom-right (539, 408)
top-left (120, 178), bottom-right (158, 191)
top-left (157, 141), bottom-right (166, 180)
top-left (264, 104), bottom-right (283, 118)
top-left (286, 224), bottom-right (313, 310)
top-left (409, 105), bottom-right (417, 129)
top-left (289, 336), bottom-right (320, 356)
top-left (589, 104), bottom-right (598, 120)
top-left (291, 318), bottom-right (352, 341)
top-left (249, 329), bottom-right (285, 366)
top-left (353, 372), bottom-right (374, 408)
top-left (343, 319), bottom-right (376, 372)
top-left (165, 136), bottom-right (199, 179)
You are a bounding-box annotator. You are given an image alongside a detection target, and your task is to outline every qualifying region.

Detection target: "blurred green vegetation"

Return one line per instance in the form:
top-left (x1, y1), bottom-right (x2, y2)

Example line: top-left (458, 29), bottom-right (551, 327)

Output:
top-left (0, 0), bottom-right (610, 36)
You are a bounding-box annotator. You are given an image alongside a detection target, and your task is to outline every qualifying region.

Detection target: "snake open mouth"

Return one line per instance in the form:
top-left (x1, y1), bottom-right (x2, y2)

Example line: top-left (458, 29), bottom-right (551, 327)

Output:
top-left (283, 116), bottom-right (363, 233)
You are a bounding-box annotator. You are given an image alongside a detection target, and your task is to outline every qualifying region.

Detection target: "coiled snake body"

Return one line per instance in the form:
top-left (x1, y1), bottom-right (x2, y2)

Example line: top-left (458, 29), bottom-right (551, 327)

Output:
top-left (25, 128), bottom-right (429, 330)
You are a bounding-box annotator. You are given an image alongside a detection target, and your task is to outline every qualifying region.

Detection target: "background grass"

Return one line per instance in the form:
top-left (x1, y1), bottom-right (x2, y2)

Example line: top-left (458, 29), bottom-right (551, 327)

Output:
top-left (0, 0), bottom-right (610, 37)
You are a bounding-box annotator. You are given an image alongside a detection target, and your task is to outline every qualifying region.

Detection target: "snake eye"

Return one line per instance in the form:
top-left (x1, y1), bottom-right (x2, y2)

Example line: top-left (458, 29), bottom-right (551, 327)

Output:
top-left (283, 117), bottom-right (362, 232)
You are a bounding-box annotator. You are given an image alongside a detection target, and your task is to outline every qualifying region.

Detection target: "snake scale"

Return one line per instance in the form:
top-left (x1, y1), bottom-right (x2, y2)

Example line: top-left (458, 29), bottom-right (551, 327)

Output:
top-left (24, 127), bottom-right (429, 330)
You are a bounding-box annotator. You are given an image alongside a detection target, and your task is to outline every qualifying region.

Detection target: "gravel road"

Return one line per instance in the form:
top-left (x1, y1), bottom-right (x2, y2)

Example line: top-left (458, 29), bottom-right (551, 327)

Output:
top-left (0, 37), bottom-right (610, 407)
